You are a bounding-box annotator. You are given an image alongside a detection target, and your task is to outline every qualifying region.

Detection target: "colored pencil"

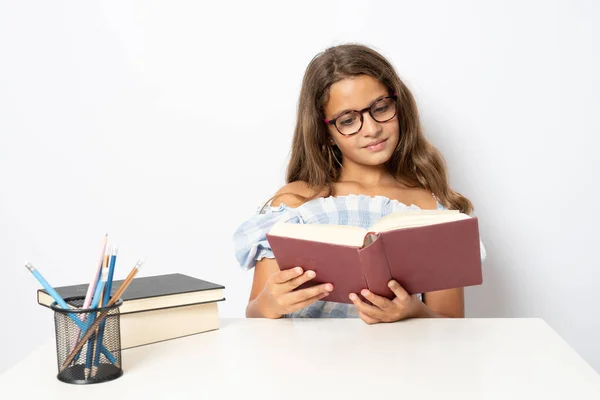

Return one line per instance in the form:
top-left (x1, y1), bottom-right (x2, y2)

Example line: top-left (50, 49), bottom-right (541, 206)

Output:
top-left (23, 262), bottom-right (116, 364)
top-left (70, 235), bottom-right (108, 354)
top-left (60, 259), bottom-right (144, 371)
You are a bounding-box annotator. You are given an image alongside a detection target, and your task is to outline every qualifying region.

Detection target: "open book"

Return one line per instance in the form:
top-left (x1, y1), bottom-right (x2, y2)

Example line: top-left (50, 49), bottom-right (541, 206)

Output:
top-left (266, 210), bottom-right (483, 304)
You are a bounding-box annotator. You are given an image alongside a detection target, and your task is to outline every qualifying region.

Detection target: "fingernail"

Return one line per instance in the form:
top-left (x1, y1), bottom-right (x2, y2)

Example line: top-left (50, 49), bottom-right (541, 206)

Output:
top-left (306, 270), bottom-right (315, 278)
top-left (349, 293), bottom-right (357, 301)
top-left (325, 284), bottom-right (333, 291)
top-left (295, 267), bottom-right (302, 274)
top-left (361, 289), bottom-right (370, 297)
top-left (388, 280), bottom-right (397, 288)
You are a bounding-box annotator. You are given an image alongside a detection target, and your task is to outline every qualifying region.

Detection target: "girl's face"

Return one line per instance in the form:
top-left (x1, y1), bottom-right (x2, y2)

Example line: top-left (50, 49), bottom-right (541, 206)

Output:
top-left (323, 75), bottom-right (400, 168)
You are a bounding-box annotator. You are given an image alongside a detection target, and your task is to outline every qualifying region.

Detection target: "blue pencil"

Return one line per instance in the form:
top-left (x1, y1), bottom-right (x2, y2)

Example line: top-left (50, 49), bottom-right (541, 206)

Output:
top-left (85, 267), bottom-right (107, 378)
top-left (92, 246), bottom-right (118, 376)
top-left (24, 262), bottom-right (116, 365)
top-left (104, 246), bottom-right (118, 302)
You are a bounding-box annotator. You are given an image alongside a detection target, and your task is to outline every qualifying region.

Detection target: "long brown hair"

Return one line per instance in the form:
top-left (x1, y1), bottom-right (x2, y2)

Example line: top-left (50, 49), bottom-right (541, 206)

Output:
top-left (270, 43), bottom-right (473, 214)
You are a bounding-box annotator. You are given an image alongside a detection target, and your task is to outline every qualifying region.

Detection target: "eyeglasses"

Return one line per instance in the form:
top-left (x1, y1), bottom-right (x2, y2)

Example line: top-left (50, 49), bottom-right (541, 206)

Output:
top-left (324, 93), bottom-right (398, 136)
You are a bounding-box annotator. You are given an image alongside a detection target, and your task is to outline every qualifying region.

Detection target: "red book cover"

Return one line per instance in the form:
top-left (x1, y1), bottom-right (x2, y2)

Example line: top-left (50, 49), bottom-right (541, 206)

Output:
top-left (266, 217), bottom-right (482, 304)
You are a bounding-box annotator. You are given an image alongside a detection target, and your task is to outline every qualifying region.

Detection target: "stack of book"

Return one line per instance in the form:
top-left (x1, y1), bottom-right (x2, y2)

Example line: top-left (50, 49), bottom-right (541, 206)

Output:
top-left (37, 273), bottom-right (225, 349)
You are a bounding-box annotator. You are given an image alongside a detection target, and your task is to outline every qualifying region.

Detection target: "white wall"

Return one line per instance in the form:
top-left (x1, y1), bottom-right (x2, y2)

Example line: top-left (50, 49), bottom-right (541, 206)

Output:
top-left (1, 0), bottom-right (598, 374)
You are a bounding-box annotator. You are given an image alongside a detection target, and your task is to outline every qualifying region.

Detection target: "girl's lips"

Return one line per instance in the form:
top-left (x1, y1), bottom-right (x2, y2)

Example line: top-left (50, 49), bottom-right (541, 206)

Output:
top-left (364, 138), bottom-right (388, 151)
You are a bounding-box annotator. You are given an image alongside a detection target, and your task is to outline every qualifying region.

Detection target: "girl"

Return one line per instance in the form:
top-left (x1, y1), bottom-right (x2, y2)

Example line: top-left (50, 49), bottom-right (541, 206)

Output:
top-left (233, 43), bottom-right (486, 324)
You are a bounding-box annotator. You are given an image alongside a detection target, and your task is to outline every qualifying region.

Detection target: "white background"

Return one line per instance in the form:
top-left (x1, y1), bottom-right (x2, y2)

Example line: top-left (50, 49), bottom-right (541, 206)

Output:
top-left (1, 0), bottom-right (598, 374)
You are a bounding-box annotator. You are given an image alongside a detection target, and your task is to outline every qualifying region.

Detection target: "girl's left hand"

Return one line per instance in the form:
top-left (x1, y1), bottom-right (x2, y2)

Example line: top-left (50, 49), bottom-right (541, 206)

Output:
top-left (349, 280), bottom-right (422, 324)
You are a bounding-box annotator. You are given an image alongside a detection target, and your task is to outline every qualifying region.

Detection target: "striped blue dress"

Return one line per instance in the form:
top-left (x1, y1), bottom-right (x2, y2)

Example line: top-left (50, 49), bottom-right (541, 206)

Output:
top-left (232, 194), bottom-right (486, 318)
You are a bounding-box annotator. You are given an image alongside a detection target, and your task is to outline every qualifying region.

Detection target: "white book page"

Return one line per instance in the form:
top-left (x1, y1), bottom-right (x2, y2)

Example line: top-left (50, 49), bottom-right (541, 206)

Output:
top-left (268, 221), bottom-right (367, 247)
top-left (267, 210), bottom-right (471, 247)
top-left (369, 210), bottom-right (468, 233)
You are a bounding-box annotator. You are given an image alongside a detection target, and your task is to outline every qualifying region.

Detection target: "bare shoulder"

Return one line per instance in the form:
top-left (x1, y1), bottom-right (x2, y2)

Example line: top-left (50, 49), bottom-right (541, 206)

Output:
top-left (270, 181), bottom-right (326, 208)
top-left (405, 187), bottom-right (438, 210)
top-left (382, 180), bottom-right (438, 210)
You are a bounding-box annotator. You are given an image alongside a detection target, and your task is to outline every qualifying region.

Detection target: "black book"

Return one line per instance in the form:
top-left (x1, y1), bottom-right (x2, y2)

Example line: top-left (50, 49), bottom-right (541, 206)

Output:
top-left (37, 273), bottom-right (225, 314)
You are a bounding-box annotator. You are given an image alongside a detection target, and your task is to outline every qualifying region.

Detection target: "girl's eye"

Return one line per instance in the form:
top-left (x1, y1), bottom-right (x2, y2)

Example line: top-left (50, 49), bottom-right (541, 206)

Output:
top-left (339, 116), bottom-right (357, 126)
top-left (373, 105), bottom-right (389, 114)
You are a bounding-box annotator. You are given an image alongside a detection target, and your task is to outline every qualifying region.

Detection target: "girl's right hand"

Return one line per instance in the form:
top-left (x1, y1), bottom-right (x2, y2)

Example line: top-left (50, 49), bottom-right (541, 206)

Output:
top-left (258, 267), bottom-right (334, 318)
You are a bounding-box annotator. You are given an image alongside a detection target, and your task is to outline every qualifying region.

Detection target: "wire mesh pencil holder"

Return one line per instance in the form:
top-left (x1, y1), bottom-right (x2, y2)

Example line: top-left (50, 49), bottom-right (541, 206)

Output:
top-left (50, 296), bottom-right (124, 384)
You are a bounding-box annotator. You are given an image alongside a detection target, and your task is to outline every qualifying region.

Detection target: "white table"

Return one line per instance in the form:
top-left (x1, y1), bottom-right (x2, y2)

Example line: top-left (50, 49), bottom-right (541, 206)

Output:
top-left (1, 318), bottom-right (598, 399)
